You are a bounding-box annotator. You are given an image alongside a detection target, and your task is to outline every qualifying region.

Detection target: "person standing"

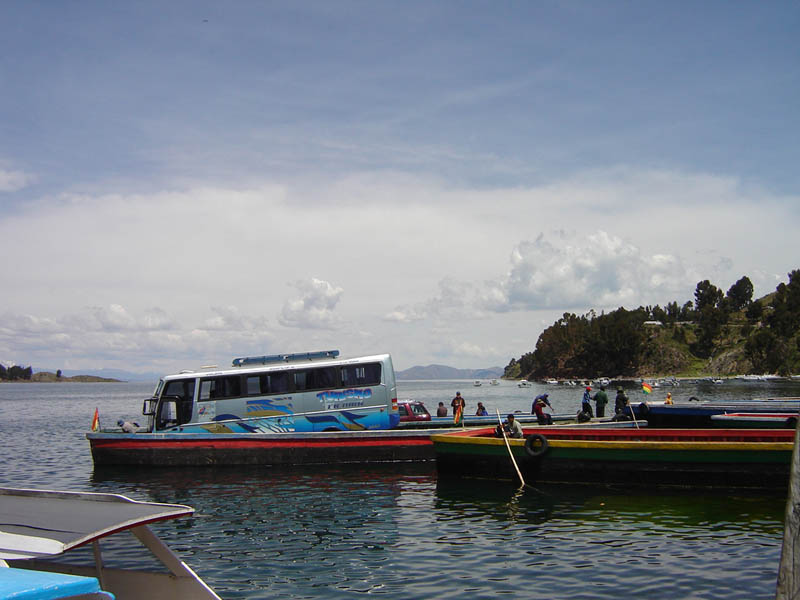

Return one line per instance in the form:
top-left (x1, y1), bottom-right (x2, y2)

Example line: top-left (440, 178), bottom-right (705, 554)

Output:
top-left (614, 387), bottom-right (629, 415)
top-left (451, 391), bottom-right (465, 415)
top-left (582, 386), bottom-right (594, 418)
top-left (593, 386), bottom-right (609, 418)
top-left (451, 391), bottom-right (466, 424)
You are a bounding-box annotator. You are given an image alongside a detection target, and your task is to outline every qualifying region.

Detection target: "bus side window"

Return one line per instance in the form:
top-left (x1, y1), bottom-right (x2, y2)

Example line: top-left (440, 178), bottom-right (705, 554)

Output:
top-left (294, 371), bottom-right (307, 391)
top-left (342, 364), bottom-right (381, 386)
top-left (199, 379), bottom-right (213, 401)
top-left (306, 367), bottom-right (336, 390)
top-left (362, 364), bottom-right (381, 385)
top-left (267, 372), bottom-right (289, 393)
top-left (246, 375), bottom-right (262, 395)
top-left (221, 376), bottom-right (241, 398)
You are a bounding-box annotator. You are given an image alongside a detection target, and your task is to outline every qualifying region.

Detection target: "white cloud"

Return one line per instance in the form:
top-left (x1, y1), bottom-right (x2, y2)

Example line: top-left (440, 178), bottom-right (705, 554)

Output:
top-left (0, 167), bottom-right (798, 371)
top-left (0, 304), bottom-right (275, 373)
top-left (0, 165), bottom-right (34, 192)
top-left (483, 230), bottom-right (696, 312)
top-left (279, 278), bottom-right (344, 330)
top-left (203, 306), bottom-right (268, 331)
top-left (384, 278), bottom-right (483, 323)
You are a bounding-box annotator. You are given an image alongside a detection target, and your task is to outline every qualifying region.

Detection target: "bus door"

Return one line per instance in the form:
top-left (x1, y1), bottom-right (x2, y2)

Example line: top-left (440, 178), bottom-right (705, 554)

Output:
top-left (155, 379), bottom-right (196, 430)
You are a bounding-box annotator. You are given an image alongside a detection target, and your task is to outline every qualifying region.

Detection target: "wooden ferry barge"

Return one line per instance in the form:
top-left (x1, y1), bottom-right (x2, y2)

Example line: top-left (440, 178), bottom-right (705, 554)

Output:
top-left (431, 426), bottom-right (797, 489)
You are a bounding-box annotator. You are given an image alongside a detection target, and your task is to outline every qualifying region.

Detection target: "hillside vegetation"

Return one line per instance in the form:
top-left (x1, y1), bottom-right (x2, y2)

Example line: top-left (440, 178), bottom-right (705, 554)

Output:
top-left (505, 270), bottom-right (800, 380)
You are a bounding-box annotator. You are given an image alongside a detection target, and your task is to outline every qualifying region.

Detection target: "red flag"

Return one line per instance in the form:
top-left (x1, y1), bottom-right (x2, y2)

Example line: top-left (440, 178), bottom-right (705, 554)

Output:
top-left (91, 407), bottom-right (99, 432)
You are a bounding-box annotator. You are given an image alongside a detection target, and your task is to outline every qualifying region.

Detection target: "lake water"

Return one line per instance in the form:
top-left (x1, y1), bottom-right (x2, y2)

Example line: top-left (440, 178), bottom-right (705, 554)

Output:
top-left (1, 378), bottom-right (799, 599)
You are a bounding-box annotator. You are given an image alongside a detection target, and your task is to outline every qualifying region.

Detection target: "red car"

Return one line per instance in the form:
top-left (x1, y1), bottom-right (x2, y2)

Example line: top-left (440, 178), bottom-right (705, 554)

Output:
top-left (397, 400), bottom-right (431, 422)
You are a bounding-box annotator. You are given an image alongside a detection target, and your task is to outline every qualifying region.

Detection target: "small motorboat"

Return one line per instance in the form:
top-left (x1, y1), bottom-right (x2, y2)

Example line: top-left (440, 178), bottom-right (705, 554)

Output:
top-left (0, 487), bottom-right (221, 600)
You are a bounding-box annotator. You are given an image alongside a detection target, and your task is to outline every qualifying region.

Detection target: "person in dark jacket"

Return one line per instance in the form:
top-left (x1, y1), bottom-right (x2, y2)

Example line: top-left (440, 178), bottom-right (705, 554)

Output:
top-left (593, 386), bottom-right (609, 418)
top-left (614, 387), bottom-right (629, 415)
top-left (451, 391), bottom-right (465, 416)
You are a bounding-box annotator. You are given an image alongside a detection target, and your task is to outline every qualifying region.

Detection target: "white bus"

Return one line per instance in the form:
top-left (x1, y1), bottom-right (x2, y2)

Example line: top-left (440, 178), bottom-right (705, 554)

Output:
top-left (142, 350), bottom-right (399, 433)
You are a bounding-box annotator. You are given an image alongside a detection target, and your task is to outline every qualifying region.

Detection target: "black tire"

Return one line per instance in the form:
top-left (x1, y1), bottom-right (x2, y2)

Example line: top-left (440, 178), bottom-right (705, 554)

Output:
top-left (786, 417), bottom-right (798, 429)
top-left (524, 434), bottom-right (549, 458)
top-left (638, 402), bottom-right (650, 417)
top-left (688, 396), bottom-right (700, 402)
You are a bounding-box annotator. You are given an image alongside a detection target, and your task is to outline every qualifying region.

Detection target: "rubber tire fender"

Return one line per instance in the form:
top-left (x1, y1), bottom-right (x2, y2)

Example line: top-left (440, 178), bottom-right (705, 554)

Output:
top-left (638, 402), bottom-right (650, 417)
top-left (524, 433), bottom-right (549, 458)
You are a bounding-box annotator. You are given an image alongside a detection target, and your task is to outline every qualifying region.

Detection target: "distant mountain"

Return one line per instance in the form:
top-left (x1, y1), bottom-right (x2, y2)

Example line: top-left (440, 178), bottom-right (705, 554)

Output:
top-left (396, 364), bottom-right (503, 380)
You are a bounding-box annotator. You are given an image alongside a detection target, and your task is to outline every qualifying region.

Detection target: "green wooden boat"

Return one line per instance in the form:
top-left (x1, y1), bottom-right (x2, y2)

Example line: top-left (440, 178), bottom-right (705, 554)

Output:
top-left (431, 426), bottom-right (796, 489)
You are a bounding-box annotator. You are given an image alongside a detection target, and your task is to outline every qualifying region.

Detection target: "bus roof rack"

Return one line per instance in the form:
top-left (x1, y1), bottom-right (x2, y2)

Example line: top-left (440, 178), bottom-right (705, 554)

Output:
top-left (232, 350), bottom-right (340, 367)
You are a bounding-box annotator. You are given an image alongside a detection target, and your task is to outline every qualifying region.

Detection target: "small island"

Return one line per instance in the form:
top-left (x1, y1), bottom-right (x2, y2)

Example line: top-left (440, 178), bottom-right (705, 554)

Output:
top-left (0, 364), bottom-right (120, 383)
top-left (31, 371), bottom-right (122, 383)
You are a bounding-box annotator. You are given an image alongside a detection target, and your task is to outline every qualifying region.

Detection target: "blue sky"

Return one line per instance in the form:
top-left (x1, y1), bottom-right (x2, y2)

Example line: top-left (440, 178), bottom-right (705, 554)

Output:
top-left (1, 1), bottom-right (799, 374)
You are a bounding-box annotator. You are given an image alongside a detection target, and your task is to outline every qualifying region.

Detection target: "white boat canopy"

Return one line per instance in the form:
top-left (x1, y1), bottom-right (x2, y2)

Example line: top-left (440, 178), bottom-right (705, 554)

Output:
top-left (0, 487), bottom-right (220, 600)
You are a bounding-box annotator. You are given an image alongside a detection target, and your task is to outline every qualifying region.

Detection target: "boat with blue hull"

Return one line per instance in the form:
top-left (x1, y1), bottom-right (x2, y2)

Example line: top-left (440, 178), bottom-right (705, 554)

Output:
top-left (636, 397), bottom-right (800, 427)
top-left (0, 567), bottom-right (114, 600)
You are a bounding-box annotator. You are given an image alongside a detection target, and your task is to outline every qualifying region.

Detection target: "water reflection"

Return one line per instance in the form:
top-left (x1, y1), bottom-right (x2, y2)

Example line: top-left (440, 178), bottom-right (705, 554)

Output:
top-left (3, 382), bottom-right (794, 599)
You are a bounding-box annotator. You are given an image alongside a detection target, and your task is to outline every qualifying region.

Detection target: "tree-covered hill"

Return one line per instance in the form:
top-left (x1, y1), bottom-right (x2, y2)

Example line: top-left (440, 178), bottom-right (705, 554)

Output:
top-left (505, 270), bottom-right (800, 380)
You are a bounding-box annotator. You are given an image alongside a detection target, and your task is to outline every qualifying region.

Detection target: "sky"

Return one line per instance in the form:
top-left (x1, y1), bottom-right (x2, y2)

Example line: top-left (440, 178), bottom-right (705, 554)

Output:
top-left (1, 1), bottom-right (799, 375)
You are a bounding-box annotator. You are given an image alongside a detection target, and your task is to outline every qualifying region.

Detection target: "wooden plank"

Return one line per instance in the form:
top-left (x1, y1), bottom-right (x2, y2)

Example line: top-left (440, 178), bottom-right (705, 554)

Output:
top-left (776, 421), bottom-right (800, 599)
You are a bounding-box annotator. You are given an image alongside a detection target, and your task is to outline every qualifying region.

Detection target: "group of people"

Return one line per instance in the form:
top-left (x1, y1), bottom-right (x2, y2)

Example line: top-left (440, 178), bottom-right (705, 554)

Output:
top-left (437, 392), bottom-right (489, 418)
top-left (440, 391), bottom-right (523, 437)
top-left (439, 383), bottom-right (646, 433)
top-left (576, 385), bottom-right (633, 422)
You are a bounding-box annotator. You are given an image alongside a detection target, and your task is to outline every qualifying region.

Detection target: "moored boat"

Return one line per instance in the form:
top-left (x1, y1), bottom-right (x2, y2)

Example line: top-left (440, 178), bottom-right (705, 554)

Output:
top-left (431, 426), bottom-right (796, 489)
top-left (710, 412), bottom-right (799, 429)
top-left (89, 427), bottom-right (450, 466)
top-left (89, 418), bottom-right (643, 466)
top-left (0, 487), bottom-right (220, 599)
top-left (639, 397), bottom-right (800, 427)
